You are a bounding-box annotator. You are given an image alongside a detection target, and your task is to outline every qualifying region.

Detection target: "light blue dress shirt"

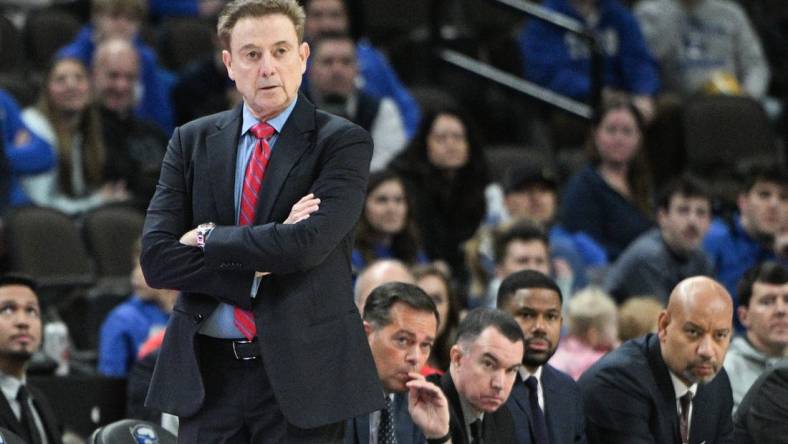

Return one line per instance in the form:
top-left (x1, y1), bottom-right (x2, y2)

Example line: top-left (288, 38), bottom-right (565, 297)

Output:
top-left (199, 98), bottom-right (298, 338)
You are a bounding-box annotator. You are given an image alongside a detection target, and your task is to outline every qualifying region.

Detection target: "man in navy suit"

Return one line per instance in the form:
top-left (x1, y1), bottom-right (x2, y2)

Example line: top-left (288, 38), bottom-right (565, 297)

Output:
top-left (579, 276), bottom-right (735, 444)
top-left (497, 270), bottom-right (587, 444)
top-left (346, 282), bottom-right (451, 444)
top-left (140, 0), bottom-right (382, 442)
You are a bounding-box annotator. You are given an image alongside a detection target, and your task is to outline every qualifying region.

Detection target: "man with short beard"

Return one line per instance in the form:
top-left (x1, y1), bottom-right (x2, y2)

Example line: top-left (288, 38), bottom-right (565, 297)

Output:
top-left (579, 276), bottom-right (735, 444)
top-left (605, 174), bottom-right (714, 305)
top-left (497, 270), bottom-right (587, 444)
top-left (0, 275), bottom-right (63, 444)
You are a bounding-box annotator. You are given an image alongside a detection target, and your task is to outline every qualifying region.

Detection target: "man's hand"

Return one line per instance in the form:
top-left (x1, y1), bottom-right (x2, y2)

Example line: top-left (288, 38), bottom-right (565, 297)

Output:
top-left (284, 193), bottom-right (320, 224)
top-left (406, 373), bottom-right (451, 440)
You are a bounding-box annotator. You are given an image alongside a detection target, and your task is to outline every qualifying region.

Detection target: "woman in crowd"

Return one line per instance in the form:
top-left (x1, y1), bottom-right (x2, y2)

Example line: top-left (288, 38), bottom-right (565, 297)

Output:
top-left (413, 263), bottom-right (460, 373)
top-left (21, 57), bottom-right (128, 216)
top-left (352, 170), bottom-right (428, 273)
top-left (390, 107), bottom-right (490, 289)
top-left (559, 99), bottom-right (653, 260)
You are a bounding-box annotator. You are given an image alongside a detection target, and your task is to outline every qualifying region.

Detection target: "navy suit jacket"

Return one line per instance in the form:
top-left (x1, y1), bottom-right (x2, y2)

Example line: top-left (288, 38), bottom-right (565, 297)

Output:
top-left (344, 392), bottom-right (425, 444)
top-left (578, 334), bottom-right (734, 444)
top-left (0, 384), bottom-right (62, 444)
top-left (507, 364), bottom-right (587, 444)
top-left (429, 372), bottom-right (515, 444)
top-left (141, 95), bottom-right (384, 428)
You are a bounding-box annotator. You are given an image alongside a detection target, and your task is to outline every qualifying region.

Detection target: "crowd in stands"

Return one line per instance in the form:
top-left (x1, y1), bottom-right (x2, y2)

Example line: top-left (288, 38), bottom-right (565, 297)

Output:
top-left (0, 0), bottom-right (785, 441)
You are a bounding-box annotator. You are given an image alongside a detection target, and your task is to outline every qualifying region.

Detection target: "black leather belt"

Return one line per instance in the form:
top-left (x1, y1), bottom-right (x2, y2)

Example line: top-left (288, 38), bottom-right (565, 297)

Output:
top-left (197, 335), bottom-right (260, 360)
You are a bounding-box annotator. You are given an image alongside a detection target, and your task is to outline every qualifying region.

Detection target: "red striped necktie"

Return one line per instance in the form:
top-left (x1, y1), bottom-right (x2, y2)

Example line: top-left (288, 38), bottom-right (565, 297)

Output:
top-left (234, 121), bottom-right (276, 340)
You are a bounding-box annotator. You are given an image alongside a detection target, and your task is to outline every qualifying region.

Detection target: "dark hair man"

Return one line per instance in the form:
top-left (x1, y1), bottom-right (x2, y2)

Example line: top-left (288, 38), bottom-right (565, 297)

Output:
top-left (348, 282), bottom-right (450, 443)
top-left (430, 308), bottom-right (524, 443)
top-left (724, 261), bottom-right (788, 411)
top-left (497, 270), bottom-right (587, 444)
top-left (0, 274), bottom-right (63, 444)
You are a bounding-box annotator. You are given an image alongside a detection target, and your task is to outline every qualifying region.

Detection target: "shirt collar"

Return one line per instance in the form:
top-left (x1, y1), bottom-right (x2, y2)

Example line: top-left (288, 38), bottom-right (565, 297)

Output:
top-left (518, 364), bottom-right (543, 383)
top-left (669, 370), bottom-right (697, 400)
top-left (0, 371), bottom-right (24, 402)
top-left (241, 97), bottom-right (298, 137)
top-left (460, 394), bottom-right (484, 426)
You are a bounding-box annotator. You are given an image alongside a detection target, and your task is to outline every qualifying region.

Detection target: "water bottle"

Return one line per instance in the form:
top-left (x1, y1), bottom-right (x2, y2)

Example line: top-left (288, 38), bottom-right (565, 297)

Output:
top-left (43, 321), bottom-right (70, 376)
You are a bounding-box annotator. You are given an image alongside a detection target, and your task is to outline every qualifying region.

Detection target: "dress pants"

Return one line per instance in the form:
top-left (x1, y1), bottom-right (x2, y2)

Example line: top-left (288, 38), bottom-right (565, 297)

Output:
top-left (178, 336), bottom-right (345, 443)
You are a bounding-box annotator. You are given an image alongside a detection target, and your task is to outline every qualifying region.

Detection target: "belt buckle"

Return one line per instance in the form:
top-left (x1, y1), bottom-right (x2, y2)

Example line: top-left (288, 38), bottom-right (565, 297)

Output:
top-left (232, 339), bottom-right (257, 360)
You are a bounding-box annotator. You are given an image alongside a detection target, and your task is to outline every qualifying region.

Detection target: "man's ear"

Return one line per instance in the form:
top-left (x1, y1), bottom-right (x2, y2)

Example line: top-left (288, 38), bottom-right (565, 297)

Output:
top-left (363, 320), bottom-right (373, 337)
top-left (450, 344), bottom-right (462, 367)
top-left (737, 306), bottom-right (751, 329)
top-left (222, 50), bottom-right (234, 80)
top-left (657, 310), bottom-right (670, 341)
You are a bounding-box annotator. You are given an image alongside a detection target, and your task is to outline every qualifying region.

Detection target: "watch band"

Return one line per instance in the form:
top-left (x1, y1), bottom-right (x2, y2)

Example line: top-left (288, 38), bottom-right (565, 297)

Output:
top-left (426, 431), bottom-right (451, 444)
top-left (196, 222), bottom-right (216, 250)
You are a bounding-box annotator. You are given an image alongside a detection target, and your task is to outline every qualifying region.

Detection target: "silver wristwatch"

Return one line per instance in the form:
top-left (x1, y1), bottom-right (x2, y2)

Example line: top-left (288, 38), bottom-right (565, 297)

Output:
top-left (196, 222), bottom-right (216, 250)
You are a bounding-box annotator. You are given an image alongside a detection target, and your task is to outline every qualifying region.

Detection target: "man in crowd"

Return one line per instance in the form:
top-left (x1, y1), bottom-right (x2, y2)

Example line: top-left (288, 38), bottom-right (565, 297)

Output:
top-left (724, 261), bottom-right (788, 411)
top-left (0, 275), bottom-right (62, 444)
top-left (579, 276), bottom-right (735, 443)
top-left (141, 0), bottom-right (382, 441)
top-left (347, 282), bottom-right (450, 443)
top-left (497, 270), bottom-right (587, 444)
top-left (92, 38), bottom-right (168, 209)
top-left (302, 0), bottom-right (420, 137)
top-left (605, 174), bottom-right (714, 304)
top-left (431, 308), bottom-right (523, 443)
top-left (307, 32), bottom-right (406, 171)
top-left (704, 163), bottom-right (787, 328)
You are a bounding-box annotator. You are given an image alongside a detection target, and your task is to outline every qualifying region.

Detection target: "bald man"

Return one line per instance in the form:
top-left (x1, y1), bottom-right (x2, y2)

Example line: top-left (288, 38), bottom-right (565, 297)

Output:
top-left (578, 276), bottom-right (735, 444)
top-left (354, 259), bottom-right (415, 313)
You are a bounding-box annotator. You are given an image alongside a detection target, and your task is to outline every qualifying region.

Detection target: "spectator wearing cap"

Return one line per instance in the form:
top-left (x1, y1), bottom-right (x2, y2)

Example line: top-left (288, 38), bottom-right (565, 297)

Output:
top-left (468, 161), bottom-right (607, 304)
top-left (604, 174), bottom-right (714, 305)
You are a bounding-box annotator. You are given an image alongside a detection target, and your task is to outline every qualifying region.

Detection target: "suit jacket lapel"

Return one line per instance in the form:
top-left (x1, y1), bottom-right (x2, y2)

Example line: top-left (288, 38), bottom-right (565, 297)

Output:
top-left (646, 334), bottom-right (682, 443)
top-left (30, 386), bottom-right (61, 444)
top-left (440, 373), bottom-right (470, 444)
top-left (510, 375), bottom-right (536, 437)
top-left (206, 105), bottom-right (243, 225)
top-left (0, 391), bottom-right (26, 439)
top-left (256, 95), bottom-right (315, 223)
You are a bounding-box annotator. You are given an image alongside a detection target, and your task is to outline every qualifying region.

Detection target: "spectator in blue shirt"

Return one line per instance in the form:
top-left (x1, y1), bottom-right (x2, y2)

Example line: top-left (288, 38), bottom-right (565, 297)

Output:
top-left (0, 90), bottom-right (55, 211)
top-left (57, 0), bottom-right (174, 134)
top-left (519, 0), bottom-right (660, 119)
top-left (703, 163), bottom-right (787, 329)
top-left (302, 0), bottom-right (421, 138)
top-left (98, 241), bottom-right (177, 377)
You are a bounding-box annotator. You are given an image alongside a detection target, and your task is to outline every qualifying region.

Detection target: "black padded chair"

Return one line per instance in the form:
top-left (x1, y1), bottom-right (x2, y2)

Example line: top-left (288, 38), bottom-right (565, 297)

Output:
top-left (0, 427), bottom-right (26, 444)
top-left (82, 204), bottom-right (145, 288)
top-left (90, 419), bottom-right (176, 444)
top-left (3, 206), bottom-right (95, 305)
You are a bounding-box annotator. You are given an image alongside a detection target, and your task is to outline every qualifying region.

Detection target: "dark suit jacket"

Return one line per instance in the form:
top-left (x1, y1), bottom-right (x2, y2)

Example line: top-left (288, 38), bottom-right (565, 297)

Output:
top-left (578, 334), bottom-right (734, 444)
top-left (429, 372), bottom-right (515, 444)
top-left (344, 392), bottom-right (426, 444)
top-left (140, 95), bottom-right (383, 428)
top-left (507, 365), bottom-right (587, 444)
top-left (733, 364), bottom-right (788, 444)
top-left (0, 384), bottom-right (62, 444)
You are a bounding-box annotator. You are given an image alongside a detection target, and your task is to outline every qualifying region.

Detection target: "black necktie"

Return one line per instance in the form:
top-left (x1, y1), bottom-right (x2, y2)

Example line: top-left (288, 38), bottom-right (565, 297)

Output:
top-left (379, 395), bottom-right (397, 444)
top-left (679, 391), bottom-right (692, 444)
top-left (525, 376), bottom-right (550, 444)
top-left (470, 418), bottom-right (483, 444)
top-left (17, 386), bottom-right (43, 444)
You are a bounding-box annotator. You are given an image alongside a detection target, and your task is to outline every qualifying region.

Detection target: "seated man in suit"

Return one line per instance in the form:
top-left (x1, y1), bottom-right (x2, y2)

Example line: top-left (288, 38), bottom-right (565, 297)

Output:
top-left (497, 270), bottom-right (587, 444)
top-left (0, 274), bottom-right (62, 444)
top-left (347, 282), bottom-right (450, 444)
top-left (579, 276), bottom-right (736, 444)
top-left (430, 308), bottom-right (524, 444)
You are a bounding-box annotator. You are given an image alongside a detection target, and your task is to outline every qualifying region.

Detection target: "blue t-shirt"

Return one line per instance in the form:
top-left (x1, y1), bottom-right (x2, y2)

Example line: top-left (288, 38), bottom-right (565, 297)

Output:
top-left (98, 295), bottom-right (170, 377)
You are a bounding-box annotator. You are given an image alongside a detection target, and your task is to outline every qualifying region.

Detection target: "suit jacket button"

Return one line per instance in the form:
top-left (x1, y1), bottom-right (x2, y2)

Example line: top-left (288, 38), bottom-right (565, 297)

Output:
top-left (194, 314), bottom-right (203, 322)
